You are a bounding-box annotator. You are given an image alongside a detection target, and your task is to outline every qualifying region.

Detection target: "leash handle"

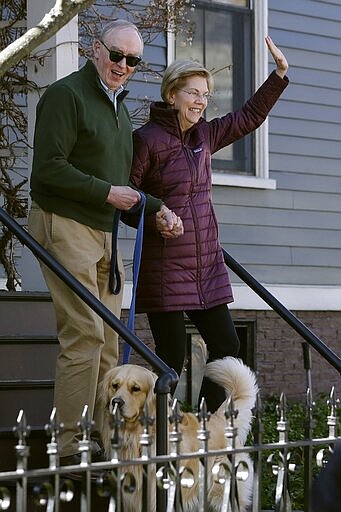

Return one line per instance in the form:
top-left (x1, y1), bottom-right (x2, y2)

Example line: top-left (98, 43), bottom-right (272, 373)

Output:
top-left (109, 209), bottom-right (122, 295)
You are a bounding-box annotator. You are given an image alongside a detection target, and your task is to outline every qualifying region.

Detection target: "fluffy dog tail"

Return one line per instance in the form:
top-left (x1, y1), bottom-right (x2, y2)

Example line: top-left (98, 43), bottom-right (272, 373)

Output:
top-left (205, 357), bottom-right (258, 445)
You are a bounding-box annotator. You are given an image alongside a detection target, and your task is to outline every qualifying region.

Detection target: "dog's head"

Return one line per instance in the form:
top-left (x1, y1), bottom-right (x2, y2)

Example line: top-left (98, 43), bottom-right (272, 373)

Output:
top-left (100, 364), bottom-right (158, 424)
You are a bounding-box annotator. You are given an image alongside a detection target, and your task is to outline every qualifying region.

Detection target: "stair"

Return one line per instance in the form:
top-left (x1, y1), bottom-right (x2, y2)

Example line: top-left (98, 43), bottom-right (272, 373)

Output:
top-left (0, 292), bottom-right (58, 470)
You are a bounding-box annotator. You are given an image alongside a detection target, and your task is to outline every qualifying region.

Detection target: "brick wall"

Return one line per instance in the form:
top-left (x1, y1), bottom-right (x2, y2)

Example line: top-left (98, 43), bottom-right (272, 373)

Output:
top-left (119, 309), bottom-right (341, 401)
top-left (232, 310), bottom-right (341, 400)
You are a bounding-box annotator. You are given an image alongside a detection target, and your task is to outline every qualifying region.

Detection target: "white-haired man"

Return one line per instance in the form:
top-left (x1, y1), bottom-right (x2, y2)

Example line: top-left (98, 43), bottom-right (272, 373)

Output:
top-left (28, 20), bottom-right (164, 464)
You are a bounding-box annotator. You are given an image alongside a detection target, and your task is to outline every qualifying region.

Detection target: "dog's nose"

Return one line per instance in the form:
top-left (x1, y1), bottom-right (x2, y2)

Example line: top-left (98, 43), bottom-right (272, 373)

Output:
top-left (111, 396), bottom-right (125, 409)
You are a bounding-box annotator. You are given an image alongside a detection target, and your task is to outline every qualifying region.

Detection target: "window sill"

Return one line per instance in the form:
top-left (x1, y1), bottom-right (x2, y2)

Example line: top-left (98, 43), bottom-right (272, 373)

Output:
top-left (212, 173), bottom-right (276, 189)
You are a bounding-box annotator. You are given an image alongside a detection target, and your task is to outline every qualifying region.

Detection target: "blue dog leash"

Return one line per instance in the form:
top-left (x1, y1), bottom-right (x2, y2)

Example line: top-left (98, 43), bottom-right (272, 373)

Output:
top-left (110, 194), bottom-right (146, 363)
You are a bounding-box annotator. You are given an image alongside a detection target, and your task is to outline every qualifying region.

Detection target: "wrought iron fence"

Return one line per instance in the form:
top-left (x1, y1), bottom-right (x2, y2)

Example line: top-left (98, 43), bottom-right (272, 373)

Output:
top-left (0, 387), bottom-right (339, 512)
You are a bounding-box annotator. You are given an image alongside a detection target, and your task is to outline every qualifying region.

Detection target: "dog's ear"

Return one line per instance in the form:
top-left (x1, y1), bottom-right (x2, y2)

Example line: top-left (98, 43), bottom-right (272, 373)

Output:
top-left (145, 371), bottom-right (157, 417)
top-left (98, 368), bottom-right (117, 407)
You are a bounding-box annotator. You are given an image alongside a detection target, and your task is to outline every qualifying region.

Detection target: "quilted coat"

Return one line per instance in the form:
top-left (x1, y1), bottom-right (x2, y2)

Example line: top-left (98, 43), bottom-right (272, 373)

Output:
top-left (130, 70), bottom-right (289, 312)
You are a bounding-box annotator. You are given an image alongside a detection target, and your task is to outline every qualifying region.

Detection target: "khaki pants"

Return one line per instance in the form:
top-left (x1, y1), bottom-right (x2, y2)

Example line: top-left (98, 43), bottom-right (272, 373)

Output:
top-left (28, 203), bottom-right (124, 456)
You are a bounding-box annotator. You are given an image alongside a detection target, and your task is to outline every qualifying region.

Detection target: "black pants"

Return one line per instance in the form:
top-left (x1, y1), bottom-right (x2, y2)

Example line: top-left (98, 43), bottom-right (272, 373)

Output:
top-left (147, 304), bottom-right (240, 413)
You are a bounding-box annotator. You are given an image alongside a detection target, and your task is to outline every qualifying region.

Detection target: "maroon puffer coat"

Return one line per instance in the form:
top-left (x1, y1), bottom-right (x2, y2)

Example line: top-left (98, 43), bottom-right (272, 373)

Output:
top-left (130, 70), bottom-right (288, 312)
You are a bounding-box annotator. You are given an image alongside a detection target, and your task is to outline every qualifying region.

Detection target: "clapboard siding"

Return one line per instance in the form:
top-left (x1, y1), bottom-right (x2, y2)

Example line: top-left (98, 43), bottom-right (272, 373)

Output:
top-left (271, 0), bottom-right (341, 20)
top-left (270, 153), bottom-right (340, 174)
top-left (225, 244), bottom-right (341, 269)
top-left (270, 134), bottom-right (341, 159)
top-left (210, 0), bottom-right (341, 289)
top-left (214, 186), bottom-right (341, 211)
top-left (215, 205), bottom-right (341, 230)
top-left (228, 264), bottom-right (341, 286)
top-left (285, 68), bottom-right (341, 90)
top-left (270, 11), bottom-right (341, 37)
top-left (271, 117), bottom-right (340, 141)
top-left (219, 225), bottom-right (341, 249)
top-left (274, 100), bottom-right (341, 124)
top-left (273, 173), bottom-right (341, 194)
top-left (277, 81), bottom-right (341, 106)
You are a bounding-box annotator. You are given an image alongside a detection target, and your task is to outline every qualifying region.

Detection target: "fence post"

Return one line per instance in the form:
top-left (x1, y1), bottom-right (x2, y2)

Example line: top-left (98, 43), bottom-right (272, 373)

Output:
top-left (45, 407), bottom-right (63, 512)
top-left (303, 388), bottom-right (314, 512)
top-left (155, 370), bottom-right (178, 512)
top-left (13, 410), bottom-right (30, 512)
top-left (252, 393), bottom-right (263, 512)
top-left (168, 399), bottom-right (183, 510)
top-left (78, 405), bottom-right (93, 512)
top-left (197, 398), bottom-right (210, 511)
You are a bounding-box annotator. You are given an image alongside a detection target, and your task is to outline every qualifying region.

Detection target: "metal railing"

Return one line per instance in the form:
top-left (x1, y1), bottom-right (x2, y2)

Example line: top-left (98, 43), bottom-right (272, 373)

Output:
top-left (0, 388), bottom-right (339, 511)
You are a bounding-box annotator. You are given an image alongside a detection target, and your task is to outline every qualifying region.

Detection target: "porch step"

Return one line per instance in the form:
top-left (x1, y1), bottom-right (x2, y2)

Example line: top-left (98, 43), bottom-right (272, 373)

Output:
top-left (0, 291), bottom-right (57, 336)
top-left (0, 334), bottom-right (58, 431)
top-left (0, 292), bottom-right (58, 433)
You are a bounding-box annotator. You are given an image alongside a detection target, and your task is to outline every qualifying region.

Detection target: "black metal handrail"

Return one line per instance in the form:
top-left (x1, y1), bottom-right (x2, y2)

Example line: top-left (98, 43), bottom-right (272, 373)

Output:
top-left (222, 248), bottom-right (341, 374)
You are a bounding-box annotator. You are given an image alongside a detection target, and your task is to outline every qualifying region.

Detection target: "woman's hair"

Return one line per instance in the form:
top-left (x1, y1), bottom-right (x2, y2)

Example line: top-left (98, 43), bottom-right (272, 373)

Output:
top-left (161, 59), bottom-right (214, 103)
top-left (99, 20), bottom-right (144, 52)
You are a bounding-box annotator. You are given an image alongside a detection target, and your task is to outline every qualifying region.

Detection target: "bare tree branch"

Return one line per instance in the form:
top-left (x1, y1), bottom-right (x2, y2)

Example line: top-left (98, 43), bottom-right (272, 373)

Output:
top-left (0, 0), bottom-right (94, 79)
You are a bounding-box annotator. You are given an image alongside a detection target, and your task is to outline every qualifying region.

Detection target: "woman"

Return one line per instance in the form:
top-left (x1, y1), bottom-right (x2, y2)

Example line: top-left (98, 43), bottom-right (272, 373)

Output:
top-left (129, 37), bottom-right (289, 412)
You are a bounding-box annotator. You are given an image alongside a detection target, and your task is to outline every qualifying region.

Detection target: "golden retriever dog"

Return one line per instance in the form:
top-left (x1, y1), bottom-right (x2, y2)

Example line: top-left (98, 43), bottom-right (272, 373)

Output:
top-left (99, 357), bottom-right (258, 512)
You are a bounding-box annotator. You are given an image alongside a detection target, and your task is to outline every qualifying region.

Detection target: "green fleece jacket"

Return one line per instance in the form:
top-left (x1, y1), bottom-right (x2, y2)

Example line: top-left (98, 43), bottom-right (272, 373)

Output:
top-left (30, 60), bottom-right (161, 231)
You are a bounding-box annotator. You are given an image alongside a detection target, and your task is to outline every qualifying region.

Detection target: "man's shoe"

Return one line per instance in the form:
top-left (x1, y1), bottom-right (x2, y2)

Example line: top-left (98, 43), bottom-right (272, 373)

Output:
top-left (60, 453), bottom-right (82, 466)
top-left (92, 448), bottom-right (107, 463)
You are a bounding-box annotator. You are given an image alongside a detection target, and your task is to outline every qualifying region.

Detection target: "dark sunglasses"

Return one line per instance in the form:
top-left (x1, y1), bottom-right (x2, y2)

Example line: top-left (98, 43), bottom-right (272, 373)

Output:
top-left (99, 40), bottom-right (142, 67)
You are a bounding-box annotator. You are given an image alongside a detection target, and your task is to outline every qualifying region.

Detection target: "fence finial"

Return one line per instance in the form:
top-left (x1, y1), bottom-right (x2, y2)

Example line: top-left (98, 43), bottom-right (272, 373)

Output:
top-left (13, 409), bottom-right (31, 475)
top-left (327, 386), bottom-right (339, 439)
top-left (13, 409), bottom-right (30, 447)
top-left (45, 407), bottom-right (63, 470)
top-left (77, 404), bottom-right (94, 464)
top-left (276, 393), bottom-right (288, 444)
top-left (109, 401), bottom-right (124, 462)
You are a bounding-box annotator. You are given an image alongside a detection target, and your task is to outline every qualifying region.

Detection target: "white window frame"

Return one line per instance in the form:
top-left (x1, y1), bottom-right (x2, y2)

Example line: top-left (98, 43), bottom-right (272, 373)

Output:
top-left (168, 0), bottom-right (275, 190)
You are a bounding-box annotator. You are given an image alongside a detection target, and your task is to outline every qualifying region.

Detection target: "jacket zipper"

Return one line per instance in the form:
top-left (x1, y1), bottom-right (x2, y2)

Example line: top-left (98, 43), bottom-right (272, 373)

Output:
top-left (184, 143), bottom-right (206, 307)
top-left (114, 103), bottom-right (119, 128)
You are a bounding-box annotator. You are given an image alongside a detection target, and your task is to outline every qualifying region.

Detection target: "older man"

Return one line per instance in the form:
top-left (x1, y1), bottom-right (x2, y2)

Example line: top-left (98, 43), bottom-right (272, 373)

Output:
top-left (28, 20), bottom-right (165, 464)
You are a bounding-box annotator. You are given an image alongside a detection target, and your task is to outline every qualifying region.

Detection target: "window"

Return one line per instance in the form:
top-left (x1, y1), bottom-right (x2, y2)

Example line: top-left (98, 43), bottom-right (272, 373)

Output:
top-left (170, 0), bottom-right (272, 187)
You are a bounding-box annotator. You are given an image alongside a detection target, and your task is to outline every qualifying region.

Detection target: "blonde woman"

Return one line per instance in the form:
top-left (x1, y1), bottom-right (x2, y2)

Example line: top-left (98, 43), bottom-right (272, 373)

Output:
top-left (129, 37), bottom-right (288, 412)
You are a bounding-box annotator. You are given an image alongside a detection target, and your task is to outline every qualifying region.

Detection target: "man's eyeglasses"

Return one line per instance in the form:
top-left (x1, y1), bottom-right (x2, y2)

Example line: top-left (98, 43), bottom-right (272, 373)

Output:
top-left (99, 40), bottom-right (142, 67)
top-left (177, 89), bottom-right (211, 101)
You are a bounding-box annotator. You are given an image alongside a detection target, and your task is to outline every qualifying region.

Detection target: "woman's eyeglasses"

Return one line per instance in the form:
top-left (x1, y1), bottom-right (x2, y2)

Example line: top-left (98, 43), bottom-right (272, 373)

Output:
top-left (100, 40), bottom-right (142, 67)
top-left (177, 89), bottom-right (211, 101)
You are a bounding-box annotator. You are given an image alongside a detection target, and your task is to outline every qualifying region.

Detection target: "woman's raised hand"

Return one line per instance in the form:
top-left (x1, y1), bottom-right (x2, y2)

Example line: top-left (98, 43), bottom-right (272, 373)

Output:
top-left (265, 36), bottom-right (288, 78)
